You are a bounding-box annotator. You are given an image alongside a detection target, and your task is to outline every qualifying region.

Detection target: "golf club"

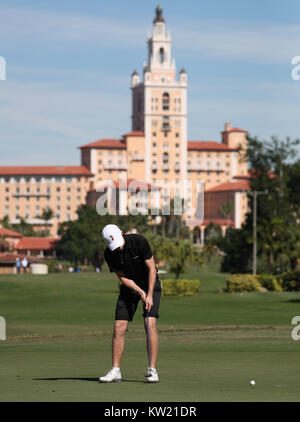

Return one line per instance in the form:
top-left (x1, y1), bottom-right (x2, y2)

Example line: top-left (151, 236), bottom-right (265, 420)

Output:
top-left (146, 309), bottom-right (152, 369)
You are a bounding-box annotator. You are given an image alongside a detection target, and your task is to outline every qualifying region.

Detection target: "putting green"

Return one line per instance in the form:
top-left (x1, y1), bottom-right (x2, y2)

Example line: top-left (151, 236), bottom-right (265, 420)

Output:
top-left (0, 264), bottom-right (300, 402)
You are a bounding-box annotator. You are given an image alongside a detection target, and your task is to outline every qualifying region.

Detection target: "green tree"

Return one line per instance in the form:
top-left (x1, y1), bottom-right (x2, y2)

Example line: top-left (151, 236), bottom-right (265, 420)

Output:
top-left (166, 238), bottom-right (204, 279)
top-left (11, 218), bottom-right (37, 237)
top-left (219, 200), bottom-right (233, 226)
top-left (38, 207), bottom-right (55, 236)
top-left (220, 135), bottom-right (300, 274)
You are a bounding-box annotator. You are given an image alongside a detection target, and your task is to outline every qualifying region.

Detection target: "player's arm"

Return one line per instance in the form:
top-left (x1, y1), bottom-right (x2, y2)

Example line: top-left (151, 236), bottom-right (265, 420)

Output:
top-left (144, 256), bottom-right (157, 311)
top-left (116, 271), bottom-right (147, 303)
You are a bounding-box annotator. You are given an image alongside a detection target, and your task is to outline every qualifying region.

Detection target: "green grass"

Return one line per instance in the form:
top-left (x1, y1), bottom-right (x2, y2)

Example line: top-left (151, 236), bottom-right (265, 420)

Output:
top-left (1, 259), bottom-right (300, 402)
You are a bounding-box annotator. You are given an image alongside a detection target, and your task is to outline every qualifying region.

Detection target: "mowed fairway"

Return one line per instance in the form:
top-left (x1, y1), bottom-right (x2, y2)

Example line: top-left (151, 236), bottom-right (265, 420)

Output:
top-left (0, 259), bottom-right (300, 402)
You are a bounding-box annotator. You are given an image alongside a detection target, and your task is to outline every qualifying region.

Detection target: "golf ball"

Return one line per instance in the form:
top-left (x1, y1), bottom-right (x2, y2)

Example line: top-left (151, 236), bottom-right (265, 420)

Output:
top-left (250, 380), bottom-right (255, 386)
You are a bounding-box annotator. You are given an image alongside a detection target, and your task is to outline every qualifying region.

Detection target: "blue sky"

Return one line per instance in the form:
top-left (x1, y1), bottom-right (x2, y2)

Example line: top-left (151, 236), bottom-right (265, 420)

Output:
top-left (1, 0), bottom-right (300, 165)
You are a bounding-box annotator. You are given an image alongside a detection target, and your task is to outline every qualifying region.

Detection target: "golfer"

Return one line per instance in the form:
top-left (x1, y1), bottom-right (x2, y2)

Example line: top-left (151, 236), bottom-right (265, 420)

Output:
top-left (99, 224), bottom-right (161, 383)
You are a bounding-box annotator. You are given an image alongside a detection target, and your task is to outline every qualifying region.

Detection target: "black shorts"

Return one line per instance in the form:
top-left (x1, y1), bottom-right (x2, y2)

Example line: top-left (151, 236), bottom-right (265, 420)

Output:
top-left (115, 289), bottom-right (161, 322)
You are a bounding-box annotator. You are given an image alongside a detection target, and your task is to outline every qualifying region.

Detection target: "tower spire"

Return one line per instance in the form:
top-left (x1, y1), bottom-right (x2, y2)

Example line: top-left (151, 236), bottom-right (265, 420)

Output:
top-left (153, 5), bottom-right (165, 23)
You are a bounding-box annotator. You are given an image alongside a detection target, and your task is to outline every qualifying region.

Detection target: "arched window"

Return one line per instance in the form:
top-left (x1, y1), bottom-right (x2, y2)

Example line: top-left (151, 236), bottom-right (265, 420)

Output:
top-left (162, 92), bottom-right (169, 111)
top-left (159, 48), bottom-right (164, 63)
top-left (162, 152), bottom-right (169, 163)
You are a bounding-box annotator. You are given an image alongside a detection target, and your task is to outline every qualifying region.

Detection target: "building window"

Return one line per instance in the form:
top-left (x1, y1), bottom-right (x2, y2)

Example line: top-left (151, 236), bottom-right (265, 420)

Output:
top-left (162, 92), bottom-right (170, 111)
top-left (152, 132), bottom-right (157, 136)
top-left (163, 152), bottom-right (169, 163)
top-left (162, 115), bottom-right (170, 131)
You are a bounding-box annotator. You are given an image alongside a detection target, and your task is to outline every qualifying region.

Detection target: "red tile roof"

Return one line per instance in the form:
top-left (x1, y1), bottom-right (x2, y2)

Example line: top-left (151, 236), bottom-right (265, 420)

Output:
top-left (0, 253), bottom-right (43, 263)
top-left (122, 131), bottom-right (145, 138)
top-left (206, 180), bottom-right (250, 192)
top-left (188, 141), bottom-right (236, 151)
top-left (15, 237), bottom-right (58, 251)
top-left (79, 139), bottom-right (126, 149)
top-left (0, 228), bottom-right (23, 238)
top-left (0, 166), bottom-right (93, 176)
top-left (224, 127), bottom-right (247, 133)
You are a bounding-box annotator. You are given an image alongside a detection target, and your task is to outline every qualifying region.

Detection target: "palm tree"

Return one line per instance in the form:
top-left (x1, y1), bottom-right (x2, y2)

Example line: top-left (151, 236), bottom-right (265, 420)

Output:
top-left (38, 207), bottom-right (54, 236)
top-left (219, 200), bottom-right (234, 227)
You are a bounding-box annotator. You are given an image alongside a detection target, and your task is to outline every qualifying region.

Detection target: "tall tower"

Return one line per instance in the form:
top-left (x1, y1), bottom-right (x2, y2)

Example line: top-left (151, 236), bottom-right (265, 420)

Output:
top-left (131, 5), bottom-right (188, 191)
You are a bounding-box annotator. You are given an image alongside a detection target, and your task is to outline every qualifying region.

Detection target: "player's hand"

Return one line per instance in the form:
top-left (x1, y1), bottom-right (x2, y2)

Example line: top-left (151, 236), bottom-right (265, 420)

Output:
top-left (145, 295), bottom-right (153, 312)
top-left (139, 289), bottom-right (147, 304)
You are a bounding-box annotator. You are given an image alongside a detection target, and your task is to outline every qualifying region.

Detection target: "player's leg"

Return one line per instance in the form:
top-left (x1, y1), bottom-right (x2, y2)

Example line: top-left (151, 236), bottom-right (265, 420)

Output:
top-left (143, 289), bottom-right (160, 382)
top-left (144, 316), bottom-right (159, 369)
top-left (112, 319), bottom-right (128, 368)
top-left (99, 294), bottom-right (137, 383)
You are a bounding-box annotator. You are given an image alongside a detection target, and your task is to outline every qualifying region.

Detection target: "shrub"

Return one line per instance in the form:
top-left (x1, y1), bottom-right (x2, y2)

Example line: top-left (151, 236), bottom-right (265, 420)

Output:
top-left (47, 260), bottom-right (61, 273)
top-left (257, 274), bottom-right (283, 292)
top-left (280, 271), bottom-right (300, 291)
top-left (226, 274), bottom-right (264, 293)
top-left (161, 279), bottom-right (200, 296)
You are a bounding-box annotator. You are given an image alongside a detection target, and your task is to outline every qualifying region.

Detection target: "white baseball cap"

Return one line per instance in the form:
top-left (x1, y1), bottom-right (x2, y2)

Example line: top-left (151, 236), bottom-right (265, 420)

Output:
top-left (101, 224), bottom-right (124, 251)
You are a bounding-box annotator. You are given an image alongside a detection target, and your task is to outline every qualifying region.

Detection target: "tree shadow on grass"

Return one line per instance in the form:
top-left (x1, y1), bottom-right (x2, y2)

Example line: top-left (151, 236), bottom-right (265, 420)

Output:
top-left (33, 377), bottom-right (145, 383)
top-left (284, 299), bottom-right (300, 303)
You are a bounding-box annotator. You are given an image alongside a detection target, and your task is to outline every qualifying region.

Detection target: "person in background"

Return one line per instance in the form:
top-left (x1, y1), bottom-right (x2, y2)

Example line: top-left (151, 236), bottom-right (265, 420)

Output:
top-left (21, 257), bottom-right (28, 274)
top-left (16, 257), bottom-right (21, 274)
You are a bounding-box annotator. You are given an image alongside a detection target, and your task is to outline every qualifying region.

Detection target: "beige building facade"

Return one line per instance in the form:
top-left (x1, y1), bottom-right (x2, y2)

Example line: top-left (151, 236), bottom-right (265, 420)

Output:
top-left (0, 166), bottom-right (93, 236)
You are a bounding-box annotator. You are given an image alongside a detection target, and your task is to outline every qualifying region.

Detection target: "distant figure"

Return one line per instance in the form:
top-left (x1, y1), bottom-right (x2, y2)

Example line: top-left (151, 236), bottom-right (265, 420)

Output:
top-left (16, 258), bottom-right (21, 274)
top-left (68, 266), bottom-right (74, 273)
top-left (21, 257), bottom-right (28, 274)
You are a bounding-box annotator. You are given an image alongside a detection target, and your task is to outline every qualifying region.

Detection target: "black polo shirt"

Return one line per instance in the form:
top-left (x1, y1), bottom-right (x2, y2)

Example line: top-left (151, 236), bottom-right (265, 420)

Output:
top-left (104, 233), bottom-right (161, 294)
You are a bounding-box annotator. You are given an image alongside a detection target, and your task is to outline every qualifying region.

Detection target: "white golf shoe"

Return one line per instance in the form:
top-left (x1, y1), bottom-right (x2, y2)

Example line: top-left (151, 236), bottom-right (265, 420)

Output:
top-left (99, 368), bottom-right (122, 383)
top-left (145, 368), bottom-right (159, 383)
